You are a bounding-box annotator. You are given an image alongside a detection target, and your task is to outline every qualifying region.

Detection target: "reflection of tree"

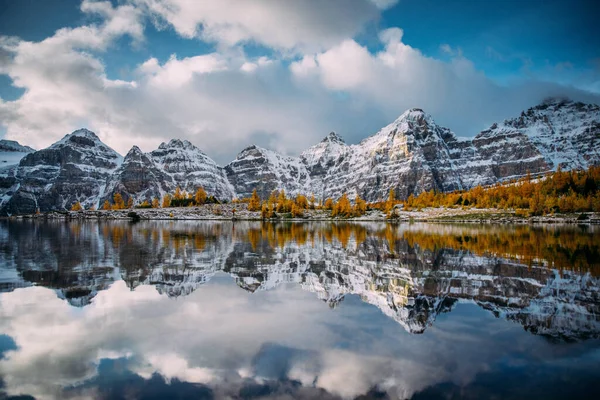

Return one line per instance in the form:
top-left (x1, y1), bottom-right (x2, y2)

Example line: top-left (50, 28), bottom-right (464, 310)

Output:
top-left (2, 221), bottom-right (599, 339)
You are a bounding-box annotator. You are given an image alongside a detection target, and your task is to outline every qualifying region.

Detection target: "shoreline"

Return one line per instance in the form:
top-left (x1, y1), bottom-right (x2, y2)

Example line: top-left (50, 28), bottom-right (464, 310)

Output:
top-left (4, 204), bottom-right (600, 224)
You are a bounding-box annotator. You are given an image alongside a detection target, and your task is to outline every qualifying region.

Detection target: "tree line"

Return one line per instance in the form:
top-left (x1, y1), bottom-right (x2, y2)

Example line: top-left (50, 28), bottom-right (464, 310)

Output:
top-left (400, 165), bottom-right (600, 215)
top-left (70, 186), bottom-right (222, 211)
top-left (71, 166), bottom-right (600, 217)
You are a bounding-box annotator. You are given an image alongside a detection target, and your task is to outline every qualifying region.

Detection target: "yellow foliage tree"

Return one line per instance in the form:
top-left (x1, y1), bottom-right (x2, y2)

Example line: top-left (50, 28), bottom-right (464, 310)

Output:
top-left (385, 188), bottom-right (396, 214)
top-left (174, 186), bottom-right (183, 200)
top-left (194, 187), bottom-right (207, 205)
top-left (248, 189), bottom-right (261, 211)
top-left (70, 201), bottom-right (83, 211)
top-left (152, 197), bottom-right (160, 208)
top-left (332, 193), bottom-right (352, 217)
top-left (113, 193), bottom-right (125, 210)
top-left (354, 195), bottom-right (367, 216)
top-left (309, 194), bottom-right (316, 209)
top-left (162, 194), bottom-right (172, 208)
top-left (127, 197), bottom-right (134, 209)
top-left (102, 200), bottom-right (111, 210)
top-left (295, 194), bottom-right (308, 210)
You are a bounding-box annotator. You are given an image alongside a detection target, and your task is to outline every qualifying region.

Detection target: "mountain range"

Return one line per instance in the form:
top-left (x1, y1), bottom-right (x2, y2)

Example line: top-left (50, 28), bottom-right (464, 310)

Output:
top-left (0, 98), bottom-right (598, 214)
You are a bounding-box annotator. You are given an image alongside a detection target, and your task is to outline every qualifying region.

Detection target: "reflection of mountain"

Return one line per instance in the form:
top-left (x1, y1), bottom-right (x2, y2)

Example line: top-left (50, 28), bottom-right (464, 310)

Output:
top-left (1, 221), bottom-right (598, 340)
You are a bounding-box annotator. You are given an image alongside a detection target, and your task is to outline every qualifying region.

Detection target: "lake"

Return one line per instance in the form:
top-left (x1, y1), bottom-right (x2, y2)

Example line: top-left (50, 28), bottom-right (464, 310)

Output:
top-left (0, 220), bottom-right (599, 399)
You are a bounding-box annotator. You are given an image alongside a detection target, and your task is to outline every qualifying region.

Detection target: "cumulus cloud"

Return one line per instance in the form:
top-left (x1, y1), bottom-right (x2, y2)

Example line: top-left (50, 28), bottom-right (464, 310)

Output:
top-left (130, 0), bottom-right (391, 53)
top-left (0, 0), bottom-right (599, 164)
top-left (291, 28), bottom-right (600, 139)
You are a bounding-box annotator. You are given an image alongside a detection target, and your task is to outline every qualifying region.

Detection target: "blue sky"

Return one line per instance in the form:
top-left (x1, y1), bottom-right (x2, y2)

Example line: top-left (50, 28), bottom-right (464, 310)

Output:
top-left (0, 0), bottom-right (598, 162)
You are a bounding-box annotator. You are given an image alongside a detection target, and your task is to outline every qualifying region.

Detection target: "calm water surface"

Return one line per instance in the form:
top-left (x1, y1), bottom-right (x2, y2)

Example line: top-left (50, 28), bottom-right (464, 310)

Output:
top-left (0, 220), bottom-right (599, 399)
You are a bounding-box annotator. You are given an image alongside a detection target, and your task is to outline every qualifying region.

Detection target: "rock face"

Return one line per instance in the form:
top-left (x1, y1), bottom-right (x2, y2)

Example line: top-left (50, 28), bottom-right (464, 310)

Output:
top-left (301, 109), bottom-right (468, 202)
top-left (227, 99), bottom-right (600, 201)
top-left (481, 98), bottom-right (600, 170)
top-left (102, 139), bottom-right (235, 204)
top-left (225, 145), bottom-right (311, 199)
top-left (150, 139), bottom-right (235, 201)
top-left (0, 140), bottom-right (36, 209)
top-left (0, 98), bottom-right (598, 213)
top-left (2, 129), bottom-right (123, 214)
top-left (102, 146), bottom-right (171, 204)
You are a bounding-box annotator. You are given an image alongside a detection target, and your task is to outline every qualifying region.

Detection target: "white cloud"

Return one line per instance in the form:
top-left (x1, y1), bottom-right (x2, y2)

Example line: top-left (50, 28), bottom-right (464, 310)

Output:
top-left (141, 54), bottom-right (229, 87)
top-left (130, 0), bottom-right (386, 53)
top-left (1, 0), bottom-right (599, 165)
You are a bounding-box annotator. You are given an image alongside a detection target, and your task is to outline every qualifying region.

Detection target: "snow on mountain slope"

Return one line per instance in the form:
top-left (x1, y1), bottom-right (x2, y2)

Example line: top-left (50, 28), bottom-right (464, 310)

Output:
top-left (1, 129), bottom-right (123, 214)
top-left (0, 140), bottom-right (36, 209)
top-left (230, 100), bottom-right (600, 201)
top-left (0, 139), bottom-right (35, 167)
top-left (299, 108), bottom-right (466, 201)
top-left (151, 139), bottom-right (235, 200)
top-left (1, 98), bottom-right (599, 213)
top-left (102, 139), bottom-right (235, 204)
top-left (479, 98), bottom-right (600, 172)
top-left (225, 145), bottom-right (311, 199)
top-left (102, 146), bottom-right (173, 204)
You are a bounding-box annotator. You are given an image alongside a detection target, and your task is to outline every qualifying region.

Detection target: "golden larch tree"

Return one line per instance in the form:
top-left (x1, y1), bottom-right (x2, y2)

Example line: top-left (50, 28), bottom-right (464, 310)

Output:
top-left (248, 189), bottom-right (261, 211)
top-left (194, 187), bottom-right (207, 205)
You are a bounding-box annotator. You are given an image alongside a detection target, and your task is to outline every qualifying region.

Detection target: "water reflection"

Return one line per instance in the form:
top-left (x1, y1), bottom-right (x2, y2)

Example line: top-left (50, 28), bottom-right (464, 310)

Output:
top-left (0, 221), bottom-right (599, 399)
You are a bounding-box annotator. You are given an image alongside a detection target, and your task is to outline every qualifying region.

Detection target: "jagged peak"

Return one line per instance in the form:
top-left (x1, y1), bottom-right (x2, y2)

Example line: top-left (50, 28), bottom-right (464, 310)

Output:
top-left (540, 96), bottom-right (572, 106)
top-left (158, 138), bottom-right (197, 151)
top-left (239, 144), bottom-right (270, 154)
top-left (321, 132), bottom-right (345, 144)
top-left (0, 139), bottom-right (35, 153)
top-left (51, 128), bottom-right (114, 151)
top-left (395, 107), bottom-right (432, 124)
top-left (125, 145), bottom-right (144, 156)
top-left (69, 128), bottom-right (101, 140)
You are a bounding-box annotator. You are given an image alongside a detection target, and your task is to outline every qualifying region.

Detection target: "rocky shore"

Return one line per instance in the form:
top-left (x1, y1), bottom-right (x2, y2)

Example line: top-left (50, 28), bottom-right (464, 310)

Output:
top-left (7, 203), bottom-right (600, 224)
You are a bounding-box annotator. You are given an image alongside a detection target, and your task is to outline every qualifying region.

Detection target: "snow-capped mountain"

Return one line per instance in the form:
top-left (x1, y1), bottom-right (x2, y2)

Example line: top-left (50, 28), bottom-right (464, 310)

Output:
top-left (101, 145), bottom-right (172, 204)
top-left (0, 98), bottom-right (598, 213)
top-left (227, 98), bottom-right (599, 201)
top-left (102, 139), bottom-right (234, 204)
top-left (481, 98), bottom-right (600, 171)
top-left (225, 145), bottom-right (311, 199)
top-left (150, 139), bottom-right (235, 200)
top-left (299, 108), bottom-right (468, 201)
top-left (1, 129), bottom-right (123, 214)
top-left (0, 139), bottom-right (35, 159)
top-left (0, 140), bottom-right (36, 209)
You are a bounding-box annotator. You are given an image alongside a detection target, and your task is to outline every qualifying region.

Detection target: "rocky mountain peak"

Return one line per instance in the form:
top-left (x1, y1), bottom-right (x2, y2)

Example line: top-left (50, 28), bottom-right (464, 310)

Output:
top-left (160, 138), bottom-right (197, 150)
top-left (124, 145), bottom-right (145, 159)
top-left (322, 132), bottom-right (345, 144)
top-left (0, 140), bottom-right (35, 153)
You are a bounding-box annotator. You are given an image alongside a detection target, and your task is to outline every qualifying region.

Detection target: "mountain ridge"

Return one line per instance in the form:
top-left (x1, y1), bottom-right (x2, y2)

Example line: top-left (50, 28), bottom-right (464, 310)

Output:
top-left (1, 98), bottom-right (599, 213)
